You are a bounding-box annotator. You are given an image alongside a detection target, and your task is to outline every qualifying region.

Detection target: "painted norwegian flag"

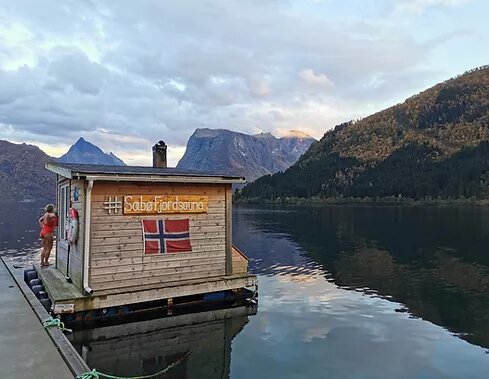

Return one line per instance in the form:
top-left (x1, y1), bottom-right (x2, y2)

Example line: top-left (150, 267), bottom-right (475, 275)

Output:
top-left (141, 219), bottom-right (192, 254)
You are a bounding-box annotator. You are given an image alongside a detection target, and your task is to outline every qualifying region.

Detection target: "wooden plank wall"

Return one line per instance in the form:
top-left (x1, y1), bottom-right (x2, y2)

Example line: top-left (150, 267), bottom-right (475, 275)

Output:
top-left (232, 246), bottom-right (248, 274)
top-left (56, 179), bottom-right (85, 290)
top-left (89, 182), bottom-right (228, 293)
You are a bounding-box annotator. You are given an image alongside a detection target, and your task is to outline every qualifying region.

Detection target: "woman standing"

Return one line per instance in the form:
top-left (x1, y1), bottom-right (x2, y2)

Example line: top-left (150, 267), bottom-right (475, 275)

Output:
top-left (39, 204), bottom-right (57, 266)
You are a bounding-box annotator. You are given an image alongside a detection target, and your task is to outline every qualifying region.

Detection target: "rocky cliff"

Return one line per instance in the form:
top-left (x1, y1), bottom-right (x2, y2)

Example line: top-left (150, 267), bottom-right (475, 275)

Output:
top-left (177, 128), bottom-right (315, 182)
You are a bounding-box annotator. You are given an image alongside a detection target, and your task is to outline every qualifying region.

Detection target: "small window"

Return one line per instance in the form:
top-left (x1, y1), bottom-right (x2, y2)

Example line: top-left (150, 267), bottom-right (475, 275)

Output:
top-left (59, 184), bottom-right (70, 240)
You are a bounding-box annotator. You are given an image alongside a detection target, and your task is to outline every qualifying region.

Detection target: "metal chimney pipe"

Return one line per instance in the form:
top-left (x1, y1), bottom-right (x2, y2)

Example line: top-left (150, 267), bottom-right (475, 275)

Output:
top-left (152, 141), bottom-right (167, 168)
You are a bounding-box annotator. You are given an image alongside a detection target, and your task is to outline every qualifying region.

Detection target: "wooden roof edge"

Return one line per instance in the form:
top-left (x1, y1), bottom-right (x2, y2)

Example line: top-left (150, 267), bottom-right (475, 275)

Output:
top-left (45, 162), bottom-right (247, 184)
top-left (83, 174), bottom-right (246, 184)
top-left (45, 161), bottom-right (74, 179)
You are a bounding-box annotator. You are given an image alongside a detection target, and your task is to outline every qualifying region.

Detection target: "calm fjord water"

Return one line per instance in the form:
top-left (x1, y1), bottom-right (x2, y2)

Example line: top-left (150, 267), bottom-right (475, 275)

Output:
top-left (1, 203), bottom-right (489, 378)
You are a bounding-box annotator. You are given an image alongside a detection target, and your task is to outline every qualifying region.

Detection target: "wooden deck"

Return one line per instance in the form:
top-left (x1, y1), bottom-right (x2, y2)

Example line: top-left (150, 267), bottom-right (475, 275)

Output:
top-left (38, 262), bottom-right (256, 314)
top-left (37, 264), bottom-right (85, 302)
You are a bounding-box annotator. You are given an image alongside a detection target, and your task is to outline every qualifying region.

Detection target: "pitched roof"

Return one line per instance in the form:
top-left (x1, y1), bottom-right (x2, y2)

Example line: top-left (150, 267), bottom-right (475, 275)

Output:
top-left (45, 162), bottom-right (246, 184)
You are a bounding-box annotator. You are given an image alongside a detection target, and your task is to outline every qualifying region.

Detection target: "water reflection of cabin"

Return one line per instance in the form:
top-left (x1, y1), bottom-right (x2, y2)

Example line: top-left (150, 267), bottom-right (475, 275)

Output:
top-left (70, 304), bottom-right (256, 378)
top-left (42, 142), bottom-right (256, 317)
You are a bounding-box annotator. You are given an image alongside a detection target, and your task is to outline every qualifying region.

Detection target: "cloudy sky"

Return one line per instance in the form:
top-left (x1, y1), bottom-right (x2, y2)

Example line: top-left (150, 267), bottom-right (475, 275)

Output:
top-left (0, 0), bottom-right (488, 166)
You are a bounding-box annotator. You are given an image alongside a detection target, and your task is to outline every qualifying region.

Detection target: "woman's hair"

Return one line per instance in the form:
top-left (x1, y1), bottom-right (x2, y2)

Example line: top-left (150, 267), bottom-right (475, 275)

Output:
top-left (45, 204), bottom-right (54, 213)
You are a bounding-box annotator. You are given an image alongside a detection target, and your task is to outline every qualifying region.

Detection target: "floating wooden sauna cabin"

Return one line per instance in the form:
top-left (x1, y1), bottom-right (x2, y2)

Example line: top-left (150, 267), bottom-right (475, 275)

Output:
top-left (41, 141), bottom-right (256, 317)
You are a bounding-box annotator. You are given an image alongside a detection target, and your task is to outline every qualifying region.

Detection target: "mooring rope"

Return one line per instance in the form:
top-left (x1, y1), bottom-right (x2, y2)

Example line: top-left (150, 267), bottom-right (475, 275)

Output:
top-left (76, 351), bottom-right (191, 379)
top-left (42, 317), bottom-right (72, 333)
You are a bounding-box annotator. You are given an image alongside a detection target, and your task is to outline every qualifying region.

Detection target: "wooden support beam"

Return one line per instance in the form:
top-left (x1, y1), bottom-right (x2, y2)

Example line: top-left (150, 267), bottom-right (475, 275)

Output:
top-left (225, 185), bottom-right (233, 275)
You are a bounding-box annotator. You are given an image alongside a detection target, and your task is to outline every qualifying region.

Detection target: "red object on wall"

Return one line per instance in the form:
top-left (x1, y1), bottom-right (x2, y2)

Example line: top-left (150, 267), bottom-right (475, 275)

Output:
top-left (69, 208), bottom-right (79, 219)
top-left (141, 219), bottom-right (192, 254)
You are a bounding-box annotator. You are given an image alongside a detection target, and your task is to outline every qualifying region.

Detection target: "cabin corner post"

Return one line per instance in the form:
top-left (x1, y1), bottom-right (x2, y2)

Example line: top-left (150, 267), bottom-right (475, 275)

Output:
top-left (225, 185), bottom-right (233, 275)
top-left (83, 180), bottom-right (94, 295)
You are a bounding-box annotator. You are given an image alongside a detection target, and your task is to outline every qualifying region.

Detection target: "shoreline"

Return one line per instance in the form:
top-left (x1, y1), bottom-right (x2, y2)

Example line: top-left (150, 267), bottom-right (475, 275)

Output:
top-left (234, 196), bottom-right (489, 207)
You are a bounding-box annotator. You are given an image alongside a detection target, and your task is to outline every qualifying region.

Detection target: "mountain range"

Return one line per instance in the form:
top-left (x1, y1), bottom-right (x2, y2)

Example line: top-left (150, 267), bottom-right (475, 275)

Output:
top-left (58, 137), bottom-right (125, 166)
top-left (177, 128), bottom-right (316, 182)
top-left (0, 138), bottom-right (125, 202)
top-left (239, 66), bottom-right (489, 201)
top-left (4, 65), bottom-right (489, 203)
top-left (1, 130), bottom-right (311, 201)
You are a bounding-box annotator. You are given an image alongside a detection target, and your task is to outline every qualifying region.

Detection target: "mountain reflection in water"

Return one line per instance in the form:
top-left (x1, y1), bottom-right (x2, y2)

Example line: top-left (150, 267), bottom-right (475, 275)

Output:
top-left (234, 205), bottom-right (489, 349)
top-left (229, 205), bottom-right (489, 379)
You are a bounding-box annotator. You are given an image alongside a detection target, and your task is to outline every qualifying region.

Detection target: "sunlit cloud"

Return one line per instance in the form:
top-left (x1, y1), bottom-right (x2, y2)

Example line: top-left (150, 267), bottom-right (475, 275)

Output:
top-left (299, 69), bottom-right (335, 89)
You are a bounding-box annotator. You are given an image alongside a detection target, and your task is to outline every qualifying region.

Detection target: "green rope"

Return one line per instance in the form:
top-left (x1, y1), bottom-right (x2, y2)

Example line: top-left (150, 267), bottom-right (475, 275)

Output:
top-left (42, 316), bottom-right (72, 333)
top-left (77, 370), bottom-right (99, 379)
top-left (76, 351), bottom-right (190, 379)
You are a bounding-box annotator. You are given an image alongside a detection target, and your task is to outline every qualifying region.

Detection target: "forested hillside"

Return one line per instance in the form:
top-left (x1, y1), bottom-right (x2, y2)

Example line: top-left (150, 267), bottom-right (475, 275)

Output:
top-left (239, 66), bottom-right (489, 201)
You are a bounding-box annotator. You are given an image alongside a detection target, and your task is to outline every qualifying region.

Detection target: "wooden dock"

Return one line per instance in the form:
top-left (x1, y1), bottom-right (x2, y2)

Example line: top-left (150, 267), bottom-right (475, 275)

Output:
top-left (0, 256), bottom-right (89, 378)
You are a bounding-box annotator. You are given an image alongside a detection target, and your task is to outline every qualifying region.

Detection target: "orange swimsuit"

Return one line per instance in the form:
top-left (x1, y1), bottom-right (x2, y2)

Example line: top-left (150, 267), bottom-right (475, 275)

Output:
top-left (40, 216), bottom-right (56, 238)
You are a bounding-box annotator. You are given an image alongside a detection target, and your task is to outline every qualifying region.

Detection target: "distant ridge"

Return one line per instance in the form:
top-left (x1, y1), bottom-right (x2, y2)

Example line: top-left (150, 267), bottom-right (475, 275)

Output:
top-left (239, 66), bottom-right (489, 200)
top-left (58, 137), bottom-right (125, 166)
top-left (0, 140), bottom-right (55, 202)
top-left (177, 128), bottom-right (316, 182)
top-left (0, 137), bottom-right (126, 202)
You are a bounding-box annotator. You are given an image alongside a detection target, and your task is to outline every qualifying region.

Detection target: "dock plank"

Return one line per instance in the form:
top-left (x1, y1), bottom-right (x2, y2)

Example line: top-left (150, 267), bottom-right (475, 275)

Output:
top-left (0, 257), bottom-right (78, 379)
top-left (36, 264), bottom-right (85, 301)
